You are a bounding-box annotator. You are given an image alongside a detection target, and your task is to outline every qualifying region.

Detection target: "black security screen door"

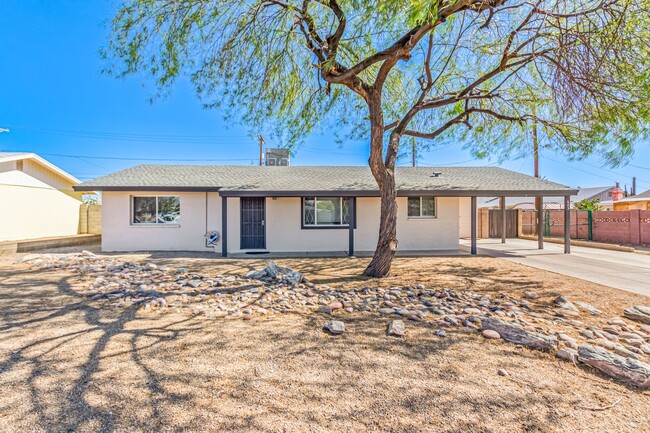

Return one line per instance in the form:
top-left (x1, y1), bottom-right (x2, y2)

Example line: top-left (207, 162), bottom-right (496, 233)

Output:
top-left (240, 197), bottom-right (266, 249)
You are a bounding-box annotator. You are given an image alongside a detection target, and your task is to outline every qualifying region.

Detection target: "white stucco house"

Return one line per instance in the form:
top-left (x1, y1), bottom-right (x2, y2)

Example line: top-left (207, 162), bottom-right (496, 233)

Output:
top-left (0, 152), bottom-right (84, 242)
top-left (75, 165), bottom-right (576, 256)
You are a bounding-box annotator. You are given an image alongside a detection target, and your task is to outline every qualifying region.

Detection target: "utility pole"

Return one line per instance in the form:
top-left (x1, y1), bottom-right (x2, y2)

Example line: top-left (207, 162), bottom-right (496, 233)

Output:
top-left (532, 113), bottom-right (539, 178)
top-left (411, 137), bottom-right (416, 167)
top-left (257, 135), bottom-right (265, 166)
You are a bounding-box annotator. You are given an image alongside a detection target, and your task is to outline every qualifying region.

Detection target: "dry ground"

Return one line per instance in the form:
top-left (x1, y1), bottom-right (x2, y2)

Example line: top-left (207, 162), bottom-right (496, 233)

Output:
top-left (0, 248), bottom-right (649, 432)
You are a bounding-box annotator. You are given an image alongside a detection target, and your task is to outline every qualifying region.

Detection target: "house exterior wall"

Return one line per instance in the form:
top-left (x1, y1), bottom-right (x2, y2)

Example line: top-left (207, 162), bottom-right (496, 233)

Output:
top-left (101, 192), bottom-right (461, 253)
top-left (101, 191), bottom-right (221, 252)
top-left (458, 197), bottom-right (472, 238)
top-left (0, 163), bottom-right (82, 241)
top-left (612, 201), bottom-right (650, 211)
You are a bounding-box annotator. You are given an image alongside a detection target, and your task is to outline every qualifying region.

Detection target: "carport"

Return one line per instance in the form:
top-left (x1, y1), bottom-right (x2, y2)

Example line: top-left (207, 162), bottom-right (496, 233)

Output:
top-left (468, 193), bottom-right (577, 255)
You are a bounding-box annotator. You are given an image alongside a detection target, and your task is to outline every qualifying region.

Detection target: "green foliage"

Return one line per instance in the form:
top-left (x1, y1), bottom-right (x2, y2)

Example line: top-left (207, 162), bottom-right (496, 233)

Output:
top-left (574, 199), bottom-right (604, 212)
top-left (103, 0), bottom-right (650, 164)
top-left (82, 194), bottom-right (101, 205)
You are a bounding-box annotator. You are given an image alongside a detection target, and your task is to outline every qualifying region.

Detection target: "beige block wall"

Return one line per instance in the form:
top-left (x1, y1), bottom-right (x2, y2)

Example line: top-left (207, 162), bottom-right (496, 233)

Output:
top-left (78, 204), bottom-right (102, 234)
top-left (102, 192), bottom-right (460, 253)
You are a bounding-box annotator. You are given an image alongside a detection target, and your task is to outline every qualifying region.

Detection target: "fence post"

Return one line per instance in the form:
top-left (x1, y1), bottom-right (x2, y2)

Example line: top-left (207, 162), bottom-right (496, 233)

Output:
top-left (588, 210), bottom-right (593, 241)
top-left (544, 210), bottom-right (550, 237)
top-left (630, 209), bottom-right (641, 245)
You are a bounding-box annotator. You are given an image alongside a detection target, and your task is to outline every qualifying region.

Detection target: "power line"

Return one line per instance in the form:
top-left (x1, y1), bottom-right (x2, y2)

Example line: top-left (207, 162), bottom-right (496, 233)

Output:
top-left (0, 182), bottom-right (84, 191)
top-left (415, 159), bottom-right (498, 167)
top-left (571, 159), bottom-right (650, 188)
top-left (543, 156), bottom-right (650, 189)
top-left (3, 150), bottom-right (257, 163)
top-left (3, 124), bottom-right (256, 144)
top-left (626, 163), bottom-right (650, 172)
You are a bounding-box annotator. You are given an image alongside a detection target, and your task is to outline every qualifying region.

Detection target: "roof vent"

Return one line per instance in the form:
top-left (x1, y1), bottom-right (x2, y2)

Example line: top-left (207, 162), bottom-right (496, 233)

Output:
top-left (431, 171), bottom-right (441, 177)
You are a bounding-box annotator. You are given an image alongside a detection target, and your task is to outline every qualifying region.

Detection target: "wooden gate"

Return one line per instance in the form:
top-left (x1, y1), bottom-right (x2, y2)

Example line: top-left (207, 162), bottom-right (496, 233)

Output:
top-left (488, 209), bottom-right (518, 238)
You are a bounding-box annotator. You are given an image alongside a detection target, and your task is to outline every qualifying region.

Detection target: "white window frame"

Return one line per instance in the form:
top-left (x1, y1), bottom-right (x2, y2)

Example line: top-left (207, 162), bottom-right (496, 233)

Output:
top-left (302, 197), bottom-right (351, 227)
top-left (131, 195), bottom-right (181, 226)
top-left (407, 196), bottom-right (437, 219)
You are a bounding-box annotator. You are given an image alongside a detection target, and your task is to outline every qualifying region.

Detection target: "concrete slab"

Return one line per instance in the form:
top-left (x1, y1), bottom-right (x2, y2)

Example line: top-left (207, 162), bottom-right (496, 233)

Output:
top-left (228, 249), bottom-right (467, 259)
top-left (461, 238), bottom-right (650, 297)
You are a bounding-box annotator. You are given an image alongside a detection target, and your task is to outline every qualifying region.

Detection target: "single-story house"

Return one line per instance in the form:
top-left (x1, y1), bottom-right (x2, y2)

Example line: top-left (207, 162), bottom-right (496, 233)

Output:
top-left (601, 188), bottom-right (650, 211)
top-left (74, 165), bottom-right (577, 255)
top-left (0, 152), bottom-right (84, 242)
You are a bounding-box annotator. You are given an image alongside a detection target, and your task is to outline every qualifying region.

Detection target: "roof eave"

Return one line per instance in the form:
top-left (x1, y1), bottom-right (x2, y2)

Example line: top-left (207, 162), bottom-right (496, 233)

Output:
top-left (73, 185), bottom-right (223, 192)
top-left (2, 152), bottom-right (82, 185)
top-left (221, 189), bottom-right (578, 197)
top-left (74, 186), bottom-right (578, 197)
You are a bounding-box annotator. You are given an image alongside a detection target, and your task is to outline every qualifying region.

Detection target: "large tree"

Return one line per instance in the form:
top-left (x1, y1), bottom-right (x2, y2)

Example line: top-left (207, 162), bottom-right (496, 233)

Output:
top-left (105, 0), bottom-right (650, 277)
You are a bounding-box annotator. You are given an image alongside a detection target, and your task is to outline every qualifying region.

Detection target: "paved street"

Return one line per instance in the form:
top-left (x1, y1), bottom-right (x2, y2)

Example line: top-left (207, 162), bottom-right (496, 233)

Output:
top-left (461, 238), bottom-right (650, 297)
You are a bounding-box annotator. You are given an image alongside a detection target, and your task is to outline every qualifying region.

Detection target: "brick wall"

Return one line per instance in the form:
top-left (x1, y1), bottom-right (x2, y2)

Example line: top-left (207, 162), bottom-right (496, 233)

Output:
top-left (590, 210), bottom-right (650, 246)
top-left (592, 211), bottom-right (632, 244)
top-left (78, 204), bottom-right (102, 234)
top-left (641, 211), bottom-right (650, 245)
top-left (520, 209), bottom-right (650, 246)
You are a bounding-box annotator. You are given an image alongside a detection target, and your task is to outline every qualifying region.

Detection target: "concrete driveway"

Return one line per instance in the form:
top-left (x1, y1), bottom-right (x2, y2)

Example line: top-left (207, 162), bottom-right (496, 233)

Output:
top-left (460, 238), bottom-right (650, 297)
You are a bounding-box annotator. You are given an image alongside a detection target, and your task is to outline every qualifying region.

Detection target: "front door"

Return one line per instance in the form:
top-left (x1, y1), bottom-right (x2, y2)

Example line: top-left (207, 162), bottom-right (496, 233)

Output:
top-left (240, 197), bottom-right (266, 249)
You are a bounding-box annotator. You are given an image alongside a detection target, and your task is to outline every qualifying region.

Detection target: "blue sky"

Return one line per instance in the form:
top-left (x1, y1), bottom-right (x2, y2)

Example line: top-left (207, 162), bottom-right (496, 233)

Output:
top-left (1, 0), bottom-right (649, 192)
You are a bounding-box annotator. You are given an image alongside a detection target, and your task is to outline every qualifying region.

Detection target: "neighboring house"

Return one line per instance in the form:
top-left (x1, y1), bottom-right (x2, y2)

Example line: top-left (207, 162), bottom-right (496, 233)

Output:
top-left (0, 152), bottom-right (83, 241)
top-left (477, 185), bottom-right (617, 210)
top-left (601, 188), bottom-right (650, 211)
top-left (75, 165), bottom-right (575, 255)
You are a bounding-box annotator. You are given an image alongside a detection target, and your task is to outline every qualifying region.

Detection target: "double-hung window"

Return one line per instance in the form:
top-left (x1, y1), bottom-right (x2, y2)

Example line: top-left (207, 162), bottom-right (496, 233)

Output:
top-left (303, 197), bottom-right (351, 227)
top-left (407, 197), bottom-right (436, 218)
top-left (132, 196), bottom-right (180, 225)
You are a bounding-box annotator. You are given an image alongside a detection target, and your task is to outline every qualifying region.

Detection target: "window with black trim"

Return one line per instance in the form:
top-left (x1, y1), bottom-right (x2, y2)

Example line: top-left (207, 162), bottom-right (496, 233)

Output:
top-left (303, 197), bottom-right (351, 227)
top-left (132, 196), bottom-right (180, 225)
top-left (407, 197), bottom-right (436, 218)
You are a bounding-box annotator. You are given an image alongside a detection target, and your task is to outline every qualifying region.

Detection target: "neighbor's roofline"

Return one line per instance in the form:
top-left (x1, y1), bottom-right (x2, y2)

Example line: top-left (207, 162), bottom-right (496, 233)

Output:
top-left (601, 197), bottom-right (650, 204)
top-left (73, 185), bottom-right (578, 196)
top-left (1, 152), bottom-right (81, 185)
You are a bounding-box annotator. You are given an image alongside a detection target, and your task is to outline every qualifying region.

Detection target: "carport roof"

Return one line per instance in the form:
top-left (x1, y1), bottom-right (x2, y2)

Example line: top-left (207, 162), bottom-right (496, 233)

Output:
top-left (74, 165), bottom-right (577, 197)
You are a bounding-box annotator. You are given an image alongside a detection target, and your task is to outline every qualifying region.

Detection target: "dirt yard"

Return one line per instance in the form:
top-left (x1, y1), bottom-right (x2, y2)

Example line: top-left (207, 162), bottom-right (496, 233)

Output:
top-left (1, 249), bottom-right (649, 433)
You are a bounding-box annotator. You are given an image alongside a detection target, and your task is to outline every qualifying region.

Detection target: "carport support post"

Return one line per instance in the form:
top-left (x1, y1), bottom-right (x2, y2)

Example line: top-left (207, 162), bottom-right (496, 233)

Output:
top-left (348, 197), bottom-right (355, 257)
top-left (500, 196), bottom-right (506, 243)
top-left (471, 196), bottom-right (477, 255)
top-left (564, 195), bottom-right (571, 254)
top-left (537, 197), bottom-right (544, 249)
top-left (222, 196), bottom-right (228, 257)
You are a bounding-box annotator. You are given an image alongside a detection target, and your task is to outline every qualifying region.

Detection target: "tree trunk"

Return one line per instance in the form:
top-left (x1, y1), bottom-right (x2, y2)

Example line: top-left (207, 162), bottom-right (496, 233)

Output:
top-left (364, 92), bottom-right (399, 277)
top-left (364, 171), bottom-right (398, 277)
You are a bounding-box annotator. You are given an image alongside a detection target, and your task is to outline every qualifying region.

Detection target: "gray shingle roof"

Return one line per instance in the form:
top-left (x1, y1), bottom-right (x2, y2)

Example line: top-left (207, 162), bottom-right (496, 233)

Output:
top-left (75, 165), bottom-right (576, 197)
top-left (636, 189), bottom-right (650, 198)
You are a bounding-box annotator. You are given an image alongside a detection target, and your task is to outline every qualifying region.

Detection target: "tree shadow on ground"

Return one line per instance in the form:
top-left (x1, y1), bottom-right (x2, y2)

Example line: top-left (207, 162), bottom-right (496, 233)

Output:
top-left (0, 265), bottom-right (205, 432)
top-left (1, 257), bottom-right (648, 432)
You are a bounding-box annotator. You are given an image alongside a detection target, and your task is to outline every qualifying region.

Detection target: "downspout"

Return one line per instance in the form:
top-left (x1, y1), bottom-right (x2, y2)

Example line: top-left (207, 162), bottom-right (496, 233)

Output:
top-left (205, 191), bottom-right (208, 236)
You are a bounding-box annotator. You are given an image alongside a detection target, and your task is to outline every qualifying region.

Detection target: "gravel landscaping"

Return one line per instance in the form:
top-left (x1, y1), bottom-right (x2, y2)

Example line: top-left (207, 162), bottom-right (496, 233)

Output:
top-left (1, 250), bottom-right (649, 432)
